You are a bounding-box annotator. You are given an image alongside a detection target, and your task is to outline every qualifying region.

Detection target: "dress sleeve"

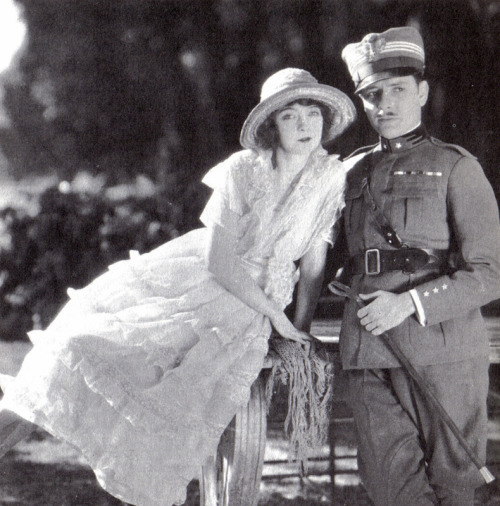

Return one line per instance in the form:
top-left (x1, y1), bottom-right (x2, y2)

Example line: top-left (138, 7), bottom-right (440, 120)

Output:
top-left (199, 152), bottom-right (249, 237)
top-left (318, 198), bottom-right (345, 245)
top-left (316, 158), bottom-right (347, 246)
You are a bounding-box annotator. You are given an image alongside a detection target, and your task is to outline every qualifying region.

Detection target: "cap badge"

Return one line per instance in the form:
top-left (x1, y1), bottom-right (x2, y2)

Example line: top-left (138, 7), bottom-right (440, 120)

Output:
top-left (359, 35), bottom-right (386, 62)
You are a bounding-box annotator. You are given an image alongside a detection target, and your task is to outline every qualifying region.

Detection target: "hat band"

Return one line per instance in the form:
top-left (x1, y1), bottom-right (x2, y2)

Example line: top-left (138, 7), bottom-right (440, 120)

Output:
top-left (355, 56), bottom-right (424, 85)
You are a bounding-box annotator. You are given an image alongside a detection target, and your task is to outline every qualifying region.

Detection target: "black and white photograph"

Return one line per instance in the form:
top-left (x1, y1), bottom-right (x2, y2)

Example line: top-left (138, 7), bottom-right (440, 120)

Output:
top-left (0, 1), bottom-right (499, 504)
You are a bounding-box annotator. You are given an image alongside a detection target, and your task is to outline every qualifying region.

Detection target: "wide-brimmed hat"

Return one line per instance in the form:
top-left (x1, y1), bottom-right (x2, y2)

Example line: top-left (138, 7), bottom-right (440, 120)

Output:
top-left (240, 68), bottom-right (356, 150)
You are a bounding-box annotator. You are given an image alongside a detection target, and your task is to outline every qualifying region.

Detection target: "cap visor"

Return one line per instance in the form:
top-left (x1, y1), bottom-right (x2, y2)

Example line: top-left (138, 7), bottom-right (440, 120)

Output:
top-left (355, 68), bottom-right (423, 93)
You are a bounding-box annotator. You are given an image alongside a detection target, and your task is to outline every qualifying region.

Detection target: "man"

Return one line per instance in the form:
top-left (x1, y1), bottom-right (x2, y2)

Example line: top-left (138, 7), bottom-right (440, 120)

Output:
top-left (337, 26), bottom-right (500, 505)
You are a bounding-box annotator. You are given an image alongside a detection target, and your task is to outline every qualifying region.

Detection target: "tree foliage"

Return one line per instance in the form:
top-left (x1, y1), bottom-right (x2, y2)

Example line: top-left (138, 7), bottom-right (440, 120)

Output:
top-left (0, 178), bottom-right (195, 341)
top-left (1, 0), bottom-right (498, 192)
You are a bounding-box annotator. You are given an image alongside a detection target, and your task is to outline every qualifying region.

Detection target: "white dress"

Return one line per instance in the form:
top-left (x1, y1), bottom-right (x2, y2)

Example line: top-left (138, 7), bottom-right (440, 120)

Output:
top-left (0, 147), bottom-right (346, 506)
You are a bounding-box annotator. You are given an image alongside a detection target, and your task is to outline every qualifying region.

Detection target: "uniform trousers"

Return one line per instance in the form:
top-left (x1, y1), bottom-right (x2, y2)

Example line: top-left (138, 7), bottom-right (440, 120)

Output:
top-left (346, 356), bottom-right (489, 505)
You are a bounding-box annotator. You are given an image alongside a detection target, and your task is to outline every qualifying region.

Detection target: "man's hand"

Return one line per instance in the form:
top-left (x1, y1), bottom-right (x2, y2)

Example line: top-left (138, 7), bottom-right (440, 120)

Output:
top-left (357, 290), bottom-right (416, 335)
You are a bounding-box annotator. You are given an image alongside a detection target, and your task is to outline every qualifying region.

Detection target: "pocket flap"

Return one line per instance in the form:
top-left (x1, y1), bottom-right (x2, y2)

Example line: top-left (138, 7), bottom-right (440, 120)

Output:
top-left (385, 173), bottom-right (441, 197)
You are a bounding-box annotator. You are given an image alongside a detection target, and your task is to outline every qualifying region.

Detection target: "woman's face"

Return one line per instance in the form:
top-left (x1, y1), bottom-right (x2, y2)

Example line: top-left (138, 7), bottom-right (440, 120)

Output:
top-left (274, 103), bottom-right (323, 156)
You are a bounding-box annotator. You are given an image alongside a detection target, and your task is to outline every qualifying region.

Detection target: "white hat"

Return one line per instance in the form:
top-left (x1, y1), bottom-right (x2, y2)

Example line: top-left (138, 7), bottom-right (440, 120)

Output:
top-left (240, 68), bottom-right (356, 150)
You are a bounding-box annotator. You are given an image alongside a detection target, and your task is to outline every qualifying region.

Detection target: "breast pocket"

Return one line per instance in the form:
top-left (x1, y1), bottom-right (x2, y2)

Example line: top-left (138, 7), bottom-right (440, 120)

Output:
top-left (344, 183), bottom-right (364, 234)
top-left (384, 175), bottom-right (441, 232)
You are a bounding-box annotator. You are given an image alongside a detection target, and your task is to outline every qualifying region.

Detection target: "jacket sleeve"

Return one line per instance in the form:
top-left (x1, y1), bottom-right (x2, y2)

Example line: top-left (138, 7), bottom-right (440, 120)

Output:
top-left (411, 156), bottom-right (500, 326)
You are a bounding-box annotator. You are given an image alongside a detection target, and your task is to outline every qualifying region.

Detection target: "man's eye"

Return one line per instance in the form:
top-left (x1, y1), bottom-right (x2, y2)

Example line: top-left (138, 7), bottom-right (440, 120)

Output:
top-left (394, 87), bottom-right (404, 92)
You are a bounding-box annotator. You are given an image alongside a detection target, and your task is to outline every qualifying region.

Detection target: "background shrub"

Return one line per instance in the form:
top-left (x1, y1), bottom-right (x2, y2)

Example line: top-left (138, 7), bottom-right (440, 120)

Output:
top-left (0, 173), bottom-right (207, 341)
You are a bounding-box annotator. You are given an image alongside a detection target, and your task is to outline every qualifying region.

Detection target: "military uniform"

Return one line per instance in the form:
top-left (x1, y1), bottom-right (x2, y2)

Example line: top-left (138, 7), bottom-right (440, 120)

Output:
top-left (340, 27), bottom-right (500, 505)
top-left (341, 129), bottom-right (500, 369)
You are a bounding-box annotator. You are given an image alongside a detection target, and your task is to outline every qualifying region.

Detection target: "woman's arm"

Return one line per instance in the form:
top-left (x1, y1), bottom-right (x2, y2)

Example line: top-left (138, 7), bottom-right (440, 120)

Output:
top-left (206, 224), bottom-right (311, 345)
top-left (293, 237), bottom-right (329, 332)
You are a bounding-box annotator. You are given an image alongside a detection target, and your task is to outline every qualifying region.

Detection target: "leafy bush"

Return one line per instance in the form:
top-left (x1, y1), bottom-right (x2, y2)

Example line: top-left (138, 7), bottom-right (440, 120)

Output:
top-left (0, 174), bottom-right (202, 341)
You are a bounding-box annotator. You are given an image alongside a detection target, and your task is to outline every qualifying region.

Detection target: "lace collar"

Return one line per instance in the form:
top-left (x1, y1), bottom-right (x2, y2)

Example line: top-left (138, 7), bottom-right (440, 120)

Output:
top-left (252, 146), bottom-right (333, 181)
top-left (245, 146), bottom-right (339, 215)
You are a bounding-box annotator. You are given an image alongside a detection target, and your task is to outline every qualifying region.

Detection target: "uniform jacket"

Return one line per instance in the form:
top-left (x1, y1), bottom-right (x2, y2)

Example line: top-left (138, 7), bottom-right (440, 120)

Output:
top-left (340, 130), bottom-right (500, 369)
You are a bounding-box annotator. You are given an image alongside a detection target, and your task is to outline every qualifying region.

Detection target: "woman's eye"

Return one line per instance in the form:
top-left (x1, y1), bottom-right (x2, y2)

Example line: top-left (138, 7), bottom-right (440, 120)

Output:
top-left (309, 109), bottom-right (321, 116)
top-left (280, 113), bottom-right (294, 120)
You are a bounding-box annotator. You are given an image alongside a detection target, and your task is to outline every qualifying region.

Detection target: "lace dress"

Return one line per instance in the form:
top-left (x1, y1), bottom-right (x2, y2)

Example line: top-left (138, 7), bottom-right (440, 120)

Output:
top-left (0, 147), bottom-right (346, 506)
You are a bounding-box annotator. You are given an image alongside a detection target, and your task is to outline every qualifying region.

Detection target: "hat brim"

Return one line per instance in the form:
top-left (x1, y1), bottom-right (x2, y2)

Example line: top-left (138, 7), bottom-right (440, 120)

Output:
top-left (239, 83), bottom-right (356, 150)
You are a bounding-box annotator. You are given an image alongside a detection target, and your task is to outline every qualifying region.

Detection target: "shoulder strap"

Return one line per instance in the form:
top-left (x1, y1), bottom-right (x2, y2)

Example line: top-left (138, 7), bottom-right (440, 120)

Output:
top-left (346, 149), bottom-right (406, 249)
top-left (361, 175), bottom-right (406, 249)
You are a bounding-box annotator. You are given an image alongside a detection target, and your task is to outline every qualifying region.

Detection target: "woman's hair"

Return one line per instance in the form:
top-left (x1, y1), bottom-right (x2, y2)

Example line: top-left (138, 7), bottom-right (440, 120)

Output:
top-left (254, 98), bottom-right (334, 151)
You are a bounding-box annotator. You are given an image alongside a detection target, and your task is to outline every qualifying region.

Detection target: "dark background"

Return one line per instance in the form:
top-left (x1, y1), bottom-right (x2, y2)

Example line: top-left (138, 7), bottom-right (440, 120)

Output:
top-left (2, 0), bottom-right (498, 188)
top-left (0, 0), bottom-right (498, 340)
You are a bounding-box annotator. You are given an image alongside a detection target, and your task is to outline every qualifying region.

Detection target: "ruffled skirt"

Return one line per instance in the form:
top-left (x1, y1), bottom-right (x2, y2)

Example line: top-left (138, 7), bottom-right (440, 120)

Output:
top-left (0, 228), bottom-right (271, 505)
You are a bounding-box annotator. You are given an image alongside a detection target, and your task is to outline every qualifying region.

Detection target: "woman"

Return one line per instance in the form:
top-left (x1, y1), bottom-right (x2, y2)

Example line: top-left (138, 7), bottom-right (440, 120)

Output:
top-left (0, 68), bottom-right (355, 505)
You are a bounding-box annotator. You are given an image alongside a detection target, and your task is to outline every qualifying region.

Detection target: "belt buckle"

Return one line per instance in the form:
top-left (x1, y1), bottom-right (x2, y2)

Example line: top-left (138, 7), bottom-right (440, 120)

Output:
top-left (365, 249), bottom-right (381, 275)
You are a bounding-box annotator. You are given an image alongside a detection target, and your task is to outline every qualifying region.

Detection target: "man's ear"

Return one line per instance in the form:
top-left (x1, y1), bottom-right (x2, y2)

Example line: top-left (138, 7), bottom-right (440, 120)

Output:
top-left (418, 80), bottom-right (429, 107)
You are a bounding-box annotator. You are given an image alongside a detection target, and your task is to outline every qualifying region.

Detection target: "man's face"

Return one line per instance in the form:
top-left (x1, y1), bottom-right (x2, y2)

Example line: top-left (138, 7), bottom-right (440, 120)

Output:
top-left (358, 75), bottom-right (429, 139)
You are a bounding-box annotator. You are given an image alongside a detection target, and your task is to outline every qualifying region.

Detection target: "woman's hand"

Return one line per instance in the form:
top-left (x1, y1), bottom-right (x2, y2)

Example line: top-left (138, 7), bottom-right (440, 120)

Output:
top-left (270, 311), bottom-right (312, 346)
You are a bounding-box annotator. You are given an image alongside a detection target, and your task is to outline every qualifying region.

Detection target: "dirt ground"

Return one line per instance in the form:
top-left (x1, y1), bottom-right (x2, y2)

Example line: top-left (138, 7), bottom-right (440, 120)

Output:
top-left (0, 425), bottom-right (339, 505)
top-left (1, 343), bottom-right (500, 505)
top-left (1, 417), bottom-right (500, 505)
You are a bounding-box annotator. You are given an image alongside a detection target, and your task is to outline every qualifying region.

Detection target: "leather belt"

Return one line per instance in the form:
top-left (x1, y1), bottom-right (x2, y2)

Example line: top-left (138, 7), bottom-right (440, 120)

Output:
top-left (349, 248), bottom-right (448, 276)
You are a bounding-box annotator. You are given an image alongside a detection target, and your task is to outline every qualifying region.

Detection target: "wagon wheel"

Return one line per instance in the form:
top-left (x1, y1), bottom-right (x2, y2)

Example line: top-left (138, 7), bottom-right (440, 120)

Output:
top-left (201, 375), bottom-right (267, 506)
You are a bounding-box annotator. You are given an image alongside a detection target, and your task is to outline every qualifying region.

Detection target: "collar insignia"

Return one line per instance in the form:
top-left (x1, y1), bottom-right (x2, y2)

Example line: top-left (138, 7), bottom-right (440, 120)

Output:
top-left (380, 125), bottom-right (429, 153)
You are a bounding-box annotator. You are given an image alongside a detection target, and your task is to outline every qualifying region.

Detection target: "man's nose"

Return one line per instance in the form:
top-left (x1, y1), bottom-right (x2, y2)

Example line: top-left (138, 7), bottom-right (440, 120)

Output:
top-left (377, 92), bottom-right (393, 114)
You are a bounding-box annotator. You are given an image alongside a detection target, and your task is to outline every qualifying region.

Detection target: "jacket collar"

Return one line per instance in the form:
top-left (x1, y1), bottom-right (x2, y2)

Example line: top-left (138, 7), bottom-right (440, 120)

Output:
top-left (380, 124), bottom-right (428, 153)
